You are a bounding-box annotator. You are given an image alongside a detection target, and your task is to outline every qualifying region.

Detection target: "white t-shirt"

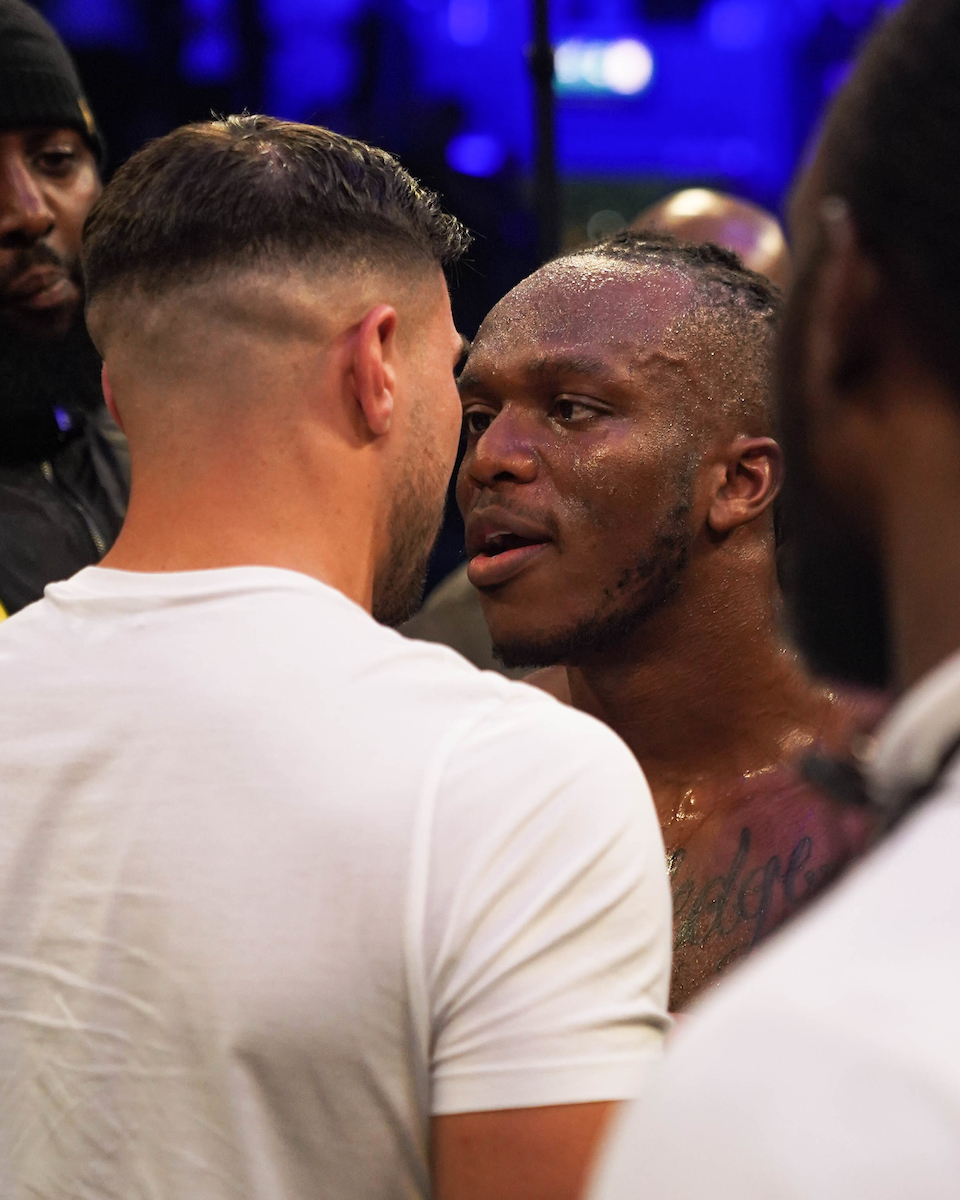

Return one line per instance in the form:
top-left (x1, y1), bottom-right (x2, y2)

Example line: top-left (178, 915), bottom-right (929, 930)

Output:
top-left (0, 566), bottom-right (671, 1200)
top-left (589, 649), bottom-right (960, 1200)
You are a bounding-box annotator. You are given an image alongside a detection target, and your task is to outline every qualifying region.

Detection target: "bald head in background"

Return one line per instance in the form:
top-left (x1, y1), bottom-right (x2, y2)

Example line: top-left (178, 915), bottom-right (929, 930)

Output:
top-left (633, 189), bottom-right (791, 290)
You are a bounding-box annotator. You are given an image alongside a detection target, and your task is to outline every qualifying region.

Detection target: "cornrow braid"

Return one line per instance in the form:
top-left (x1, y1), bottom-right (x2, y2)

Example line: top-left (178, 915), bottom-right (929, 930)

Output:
top-left (560, 230), bottom-right (782, 436)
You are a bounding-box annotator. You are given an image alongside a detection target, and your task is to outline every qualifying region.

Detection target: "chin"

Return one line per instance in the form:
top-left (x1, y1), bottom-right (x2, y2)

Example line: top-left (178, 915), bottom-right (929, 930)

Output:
top-left (4, 298), bottom-right (82, 343)
top-left (488, 617), bottom-right (583, 671)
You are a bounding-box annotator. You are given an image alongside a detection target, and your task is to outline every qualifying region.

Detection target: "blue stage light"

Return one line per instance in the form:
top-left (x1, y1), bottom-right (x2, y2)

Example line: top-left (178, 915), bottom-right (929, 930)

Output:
top-left (181, 30), bottom-right (237, 83)
top-left (446, 132), bottom-right (506, 177)
top-left (706, 0), bottom-right (768, 51)
top-left (448, 0), bottom-right (489, 46)
top-left (554, 38), bottom-right (655, 97)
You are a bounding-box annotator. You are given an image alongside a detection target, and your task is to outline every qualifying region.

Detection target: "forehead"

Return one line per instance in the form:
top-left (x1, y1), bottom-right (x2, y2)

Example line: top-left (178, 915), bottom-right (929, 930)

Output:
top-left (468, 259), bottom-right (704, 373)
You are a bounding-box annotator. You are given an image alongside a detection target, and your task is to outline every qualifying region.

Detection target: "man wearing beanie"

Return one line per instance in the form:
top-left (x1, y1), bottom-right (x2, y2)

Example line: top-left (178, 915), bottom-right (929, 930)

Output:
top-left (0, 0), bottom-right (127, 617)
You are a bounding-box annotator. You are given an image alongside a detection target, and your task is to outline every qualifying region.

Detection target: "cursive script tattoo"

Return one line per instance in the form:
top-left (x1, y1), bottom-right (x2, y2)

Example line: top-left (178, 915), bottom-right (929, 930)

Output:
top-left (667, 827), bottom-right (839, 974)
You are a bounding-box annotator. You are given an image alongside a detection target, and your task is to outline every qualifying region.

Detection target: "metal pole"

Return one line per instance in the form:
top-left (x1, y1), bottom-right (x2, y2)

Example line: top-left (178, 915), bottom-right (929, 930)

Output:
top-left (529, 0), bottom-right (559, 263)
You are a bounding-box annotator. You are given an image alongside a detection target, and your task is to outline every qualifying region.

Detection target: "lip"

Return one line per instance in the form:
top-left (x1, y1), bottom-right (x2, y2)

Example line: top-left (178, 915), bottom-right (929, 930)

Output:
top-left (467, 541), bottom-right (551, 588)
top-left (464, 506), bottom-right (555, 589)
top-left (5, 268), bottom-right (71, 310)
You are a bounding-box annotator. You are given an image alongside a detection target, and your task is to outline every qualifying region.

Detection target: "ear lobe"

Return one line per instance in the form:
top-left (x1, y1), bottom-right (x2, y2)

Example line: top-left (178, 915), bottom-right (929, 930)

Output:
top-left (353, 304), bottom-right (399, 438)
top-left (806, 196), bottom-right (885, 408)
top-left (707, 437), bottom-right (784, 535)
top-left (101, 365), bottom-right (124, 431)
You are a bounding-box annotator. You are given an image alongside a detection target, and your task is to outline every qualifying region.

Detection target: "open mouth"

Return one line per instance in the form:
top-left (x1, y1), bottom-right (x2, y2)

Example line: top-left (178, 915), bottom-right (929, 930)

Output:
top-left (466, 527), bottom-right (552, 588)
top-left (480, 531), bottom-right (545, 557)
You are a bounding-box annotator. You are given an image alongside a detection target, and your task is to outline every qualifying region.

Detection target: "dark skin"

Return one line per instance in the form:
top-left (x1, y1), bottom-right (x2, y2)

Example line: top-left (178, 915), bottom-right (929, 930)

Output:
top-left (457, 260), bottom-right (879, 1009)
top-left (0, 127), bottom-right (100, 341)
top-left (784, 146), bottom-right (960, 698)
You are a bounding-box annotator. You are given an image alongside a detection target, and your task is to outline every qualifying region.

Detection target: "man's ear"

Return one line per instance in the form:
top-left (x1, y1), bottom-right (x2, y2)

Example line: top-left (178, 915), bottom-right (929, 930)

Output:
top-left (101, 365), bottom-right (123, 431)
top-left (804, 196), bottom-right (885, 415)
top-left (707, 436), bottom-right (784, 535)
top-left (353, 304), bottom-right (398, 437)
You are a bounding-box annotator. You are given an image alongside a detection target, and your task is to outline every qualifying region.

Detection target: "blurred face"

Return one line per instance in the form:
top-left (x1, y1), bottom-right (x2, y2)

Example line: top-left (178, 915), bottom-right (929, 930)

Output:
top-left (456, 260), bottom-right (712, 667)
top-left (777, 156), bottom-right (889, 688)
top-left (0, 127), bottom-right (100, 340)
top-left (374, 273), bottom-right (464, 626)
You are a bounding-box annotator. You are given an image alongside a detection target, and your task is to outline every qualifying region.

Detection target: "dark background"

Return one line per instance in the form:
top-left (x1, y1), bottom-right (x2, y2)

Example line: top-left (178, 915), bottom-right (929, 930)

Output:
top-left (39, 0), bottom-right (899, 592)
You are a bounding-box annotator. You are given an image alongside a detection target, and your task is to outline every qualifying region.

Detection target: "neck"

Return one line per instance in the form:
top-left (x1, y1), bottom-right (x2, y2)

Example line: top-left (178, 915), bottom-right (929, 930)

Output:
top-left (102, 422), bottom-right (379, 612)
top-left (566, 550), bottom-right (832, 808)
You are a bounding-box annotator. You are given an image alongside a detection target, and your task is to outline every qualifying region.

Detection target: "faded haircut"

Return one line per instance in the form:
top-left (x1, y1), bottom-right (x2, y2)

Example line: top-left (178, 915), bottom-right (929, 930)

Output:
top-left (562, 231), bottom-right (782, 435)
top-left (82, 114), bottom-right (471, 304)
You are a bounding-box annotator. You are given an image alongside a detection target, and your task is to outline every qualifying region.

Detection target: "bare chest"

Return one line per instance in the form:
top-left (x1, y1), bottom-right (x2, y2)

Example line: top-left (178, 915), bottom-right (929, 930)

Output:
top-left (663, 781), bottom-right (874, 1009)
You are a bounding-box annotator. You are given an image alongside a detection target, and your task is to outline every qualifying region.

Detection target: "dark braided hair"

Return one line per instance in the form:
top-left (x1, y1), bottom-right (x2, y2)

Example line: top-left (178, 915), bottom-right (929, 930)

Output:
top-left (821, 0), bottom-right (960, 395)
top-left (562, 230), bottom-right (783, 435)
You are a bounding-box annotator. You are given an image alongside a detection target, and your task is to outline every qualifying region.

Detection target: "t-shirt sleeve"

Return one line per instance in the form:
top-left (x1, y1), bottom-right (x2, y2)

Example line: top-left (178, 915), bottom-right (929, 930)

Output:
top-left (417, 692), bottom-right (672, 1115)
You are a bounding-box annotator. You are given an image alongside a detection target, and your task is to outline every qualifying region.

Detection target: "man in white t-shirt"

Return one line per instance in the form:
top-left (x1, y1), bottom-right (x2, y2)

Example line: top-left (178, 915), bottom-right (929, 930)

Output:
top-left (0, 115), bottom-right (671, 1199)
top-left (588, 1), bottom-right (960, 1197)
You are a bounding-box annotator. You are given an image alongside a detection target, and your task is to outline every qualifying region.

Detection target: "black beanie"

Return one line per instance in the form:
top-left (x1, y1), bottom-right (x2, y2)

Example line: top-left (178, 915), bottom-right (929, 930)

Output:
top-left (0, 0), bottom-right (104, 164)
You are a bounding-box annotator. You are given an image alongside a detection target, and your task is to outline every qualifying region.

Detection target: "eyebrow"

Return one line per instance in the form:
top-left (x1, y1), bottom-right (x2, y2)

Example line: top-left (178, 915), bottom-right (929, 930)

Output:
top-left (525, 353), bottom-right (612, 380)
top-left (458, 352), bottom-right (615, 396)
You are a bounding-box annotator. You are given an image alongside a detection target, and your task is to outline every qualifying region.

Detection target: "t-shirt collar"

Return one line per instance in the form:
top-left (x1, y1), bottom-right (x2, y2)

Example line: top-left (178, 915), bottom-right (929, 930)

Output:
top-left (865, 648), bottom-right (960, 814)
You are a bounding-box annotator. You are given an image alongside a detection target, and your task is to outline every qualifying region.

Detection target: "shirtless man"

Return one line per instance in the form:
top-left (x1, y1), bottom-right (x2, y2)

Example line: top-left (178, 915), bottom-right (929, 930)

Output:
top-left (403, 189), bottom-right (789, 673)
top-left (456, 232), bottom-right (880, 1009)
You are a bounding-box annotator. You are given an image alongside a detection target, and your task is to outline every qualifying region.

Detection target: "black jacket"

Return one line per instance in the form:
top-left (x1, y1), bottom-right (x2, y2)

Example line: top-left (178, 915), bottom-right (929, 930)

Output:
top-left (0, 406), bottom-right (129, 617)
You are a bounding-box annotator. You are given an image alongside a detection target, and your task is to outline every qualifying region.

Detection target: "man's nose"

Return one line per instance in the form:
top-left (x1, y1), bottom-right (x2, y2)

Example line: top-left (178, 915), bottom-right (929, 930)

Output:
top-left (0, 155), bottom-right (55, 247)
top-left (464, 412), bottom-right (539, 488)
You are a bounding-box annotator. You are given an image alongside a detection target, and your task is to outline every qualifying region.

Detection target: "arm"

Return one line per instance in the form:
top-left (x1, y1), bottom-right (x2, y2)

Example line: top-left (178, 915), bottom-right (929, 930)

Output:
top-left (422, 697), bottom-right (672, 1200)
top-left (432, 1103), bottom-right (617, 1200)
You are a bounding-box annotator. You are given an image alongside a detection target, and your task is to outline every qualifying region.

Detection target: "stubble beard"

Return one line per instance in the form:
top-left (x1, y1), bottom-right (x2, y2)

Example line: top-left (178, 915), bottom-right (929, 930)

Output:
top-left (491, 490), bottom-right (695, 670)
top-left (0, 306), bottom-right (104, 464)
top-left (372, 429), bottom-right (450, 628)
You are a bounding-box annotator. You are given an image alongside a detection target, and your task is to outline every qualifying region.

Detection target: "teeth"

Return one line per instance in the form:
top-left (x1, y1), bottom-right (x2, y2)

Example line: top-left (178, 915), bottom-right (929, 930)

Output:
top-left (485, 530), bottom-right (512, 547)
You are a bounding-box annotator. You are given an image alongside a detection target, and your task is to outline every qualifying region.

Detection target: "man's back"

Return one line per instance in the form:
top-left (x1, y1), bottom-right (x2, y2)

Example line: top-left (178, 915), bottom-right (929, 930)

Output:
top-left (0, 565), bottom-right (670, 1199)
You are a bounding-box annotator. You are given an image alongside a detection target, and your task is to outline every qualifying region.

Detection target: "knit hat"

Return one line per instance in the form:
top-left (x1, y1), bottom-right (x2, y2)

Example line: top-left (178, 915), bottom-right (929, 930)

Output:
top-left (0, 0), bottom-right (104, 164)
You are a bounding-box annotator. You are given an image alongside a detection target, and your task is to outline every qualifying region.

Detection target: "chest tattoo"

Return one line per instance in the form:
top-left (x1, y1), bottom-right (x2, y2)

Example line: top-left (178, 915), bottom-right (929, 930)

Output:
top-left (667, 828), bottom-right (835, 971)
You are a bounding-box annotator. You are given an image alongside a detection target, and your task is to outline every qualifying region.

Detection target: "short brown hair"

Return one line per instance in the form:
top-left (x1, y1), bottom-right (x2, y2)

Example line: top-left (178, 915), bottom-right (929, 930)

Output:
top-left (82, 114), bottom-right (470, 300)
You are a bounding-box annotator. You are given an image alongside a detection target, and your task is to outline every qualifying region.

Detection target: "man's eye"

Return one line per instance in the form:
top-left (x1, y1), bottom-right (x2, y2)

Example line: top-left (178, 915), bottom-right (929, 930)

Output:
top-left (463, 410), bottom-right (493, 436)
top-left (36, 151), bottom-right (77, 175)
top-left (554, 398), bottom-right (596, 423)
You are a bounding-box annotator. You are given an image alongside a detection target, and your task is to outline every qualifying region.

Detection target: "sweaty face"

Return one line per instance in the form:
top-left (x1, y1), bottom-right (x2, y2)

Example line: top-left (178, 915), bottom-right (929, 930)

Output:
top-left (456, 261), bottom-right (710, 668)
top-left (0, 128), bottom-right (100, 341)
top-left (373, 276), bottom-right (464, 627)
top-left (777, 165), bottom-right (890, 689)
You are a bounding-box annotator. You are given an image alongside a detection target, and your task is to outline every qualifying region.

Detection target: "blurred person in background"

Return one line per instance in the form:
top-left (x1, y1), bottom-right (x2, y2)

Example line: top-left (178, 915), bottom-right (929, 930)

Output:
top-left (457, 232), bottom-right (882, 1011)
top-left (404, 191), bottom-right (791, 675)
top-left (631, 188), bottom-right (791, 290)
top-left (0, 114), bottom-right (671, 1200)
top-left (588, 1), bottom-right (960, 1195)
top-left (0, 0), bottom-right (127, 619)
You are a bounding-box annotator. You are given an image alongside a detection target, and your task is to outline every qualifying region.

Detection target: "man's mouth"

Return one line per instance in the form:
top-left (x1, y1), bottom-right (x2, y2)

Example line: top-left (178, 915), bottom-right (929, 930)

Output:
top-left (465, 512), bottom-right (554, 589)
top-left (4, 267), bottom-right (72, 310)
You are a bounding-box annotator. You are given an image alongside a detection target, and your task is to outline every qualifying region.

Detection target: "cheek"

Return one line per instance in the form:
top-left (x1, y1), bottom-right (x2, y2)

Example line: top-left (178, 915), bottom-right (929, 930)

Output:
top-left (552, 433), bottom-right (674, 543)
top-left (455, 453), bottom-right (473, 517)
top-left (53, 179), bottom-right (100, 257)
